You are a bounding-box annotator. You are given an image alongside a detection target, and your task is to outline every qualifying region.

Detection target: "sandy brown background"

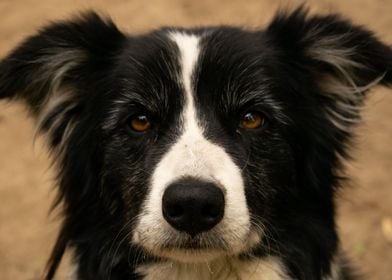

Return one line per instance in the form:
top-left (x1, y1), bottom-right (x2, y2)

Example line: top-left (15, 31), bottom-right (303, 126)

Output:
top-left (0, 0), bottom-right (391, 279)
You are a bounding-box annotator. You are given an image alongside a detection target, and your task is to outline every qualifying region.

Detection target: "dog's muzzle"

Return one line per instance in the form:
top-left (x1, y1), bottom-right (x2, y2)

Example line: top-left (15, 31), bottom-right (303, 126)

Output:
top-left (162, 178), bottom-right (225, 236)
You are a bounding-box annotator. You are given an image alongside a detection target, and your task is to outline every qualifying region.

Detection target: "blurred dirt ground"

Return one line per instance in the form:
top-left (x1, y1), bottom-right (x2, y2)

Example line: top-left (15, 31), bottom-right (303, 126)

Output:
top-left (0, 0), bottom-right (391, 279)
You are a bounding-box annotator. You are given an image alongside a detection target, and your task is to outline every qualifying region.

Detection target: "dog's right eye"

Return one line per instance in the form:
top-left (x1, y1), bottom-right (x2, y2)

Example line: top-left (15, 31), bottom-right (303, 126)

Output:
top-left (128, 114), bottom-right (151, 132)
top-left (240, 111), bottom-right (266, 130)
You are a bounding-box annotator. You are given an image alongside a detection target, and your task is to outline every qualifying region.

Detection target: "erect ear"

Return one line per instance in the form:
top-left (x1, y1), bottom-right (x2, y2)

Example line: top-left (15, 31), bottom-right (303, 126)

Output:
top-left (0, 12), bottom-right (125, 141)
top-left (266, 7), bottom-right (392, 131)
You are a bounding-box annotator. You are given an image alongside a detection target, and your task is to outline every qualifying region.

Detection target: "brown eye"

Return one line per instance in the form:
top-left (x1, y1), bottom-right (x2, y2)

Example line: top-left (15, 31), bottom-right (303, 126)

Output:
top-left (240, 112), bottom-right (265, 129)
top-left (129, 114), bottom-right (151, 132)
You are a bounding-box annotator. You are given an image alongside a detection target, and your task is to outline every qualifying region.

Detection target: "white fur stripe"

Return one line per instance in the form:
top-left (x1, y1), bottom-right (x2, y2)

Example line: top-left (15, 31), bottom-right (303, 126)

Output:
top-left (137, 256), bottom-right (289, 280)
top-left (169, 32), bottom-right (200, 101)
top-left (133, 32), bottom-right (253, 264)
top-left (169, 32), bottom-right (202, 139)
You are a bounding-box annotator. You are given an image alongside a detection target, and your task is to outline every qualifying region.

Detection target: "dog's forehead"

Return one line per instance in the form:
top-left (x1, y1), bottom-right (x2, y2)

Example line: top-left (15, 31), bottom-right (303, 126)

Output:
top-left (116, 28), bottom-right (274, 109)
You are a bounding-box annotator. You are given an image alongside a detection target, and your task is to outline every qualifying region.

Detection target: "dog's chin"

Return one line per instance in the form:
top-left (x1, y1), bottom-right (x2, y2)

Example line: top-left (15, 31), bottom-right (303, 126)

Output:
top-left (134, 229), bottom-right (262, 263)
top-left (154, 248), bottom-right (226, 263)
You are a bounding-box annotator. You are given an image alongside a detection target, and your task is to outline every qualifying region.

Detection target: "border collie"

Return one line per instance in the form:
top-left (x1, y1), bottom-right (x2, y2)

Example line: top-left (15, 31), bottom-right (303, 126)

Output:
top-left (0, 7), bottom-right (391, 280)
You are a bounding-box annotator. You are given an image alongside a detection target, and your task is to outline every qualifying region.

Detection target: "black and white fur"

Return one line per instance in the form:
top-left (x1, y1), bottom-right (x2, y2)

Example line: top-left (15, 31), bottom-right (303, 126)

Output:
top-left (1, 7), bottom-right (391, 280)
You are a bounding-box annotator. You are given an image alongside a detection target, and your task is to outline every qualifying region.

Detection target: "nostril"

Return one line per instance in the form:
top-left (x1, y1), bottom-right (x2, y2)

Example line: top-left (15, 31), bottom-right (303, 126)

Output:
top-left (165, 204), bottom-right (184, 219)
top-left (202, 203), bottom-right (221, 219)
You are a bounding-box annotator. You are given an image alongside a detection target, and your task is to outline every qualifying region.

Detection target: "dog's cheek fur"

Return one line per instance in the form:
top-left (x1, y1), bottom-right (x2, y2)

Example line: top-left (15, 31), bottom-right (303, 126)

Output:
top-left (101, 131), bottom-right (168, 228)
top-left (244, 135), bottom-right (295, 224)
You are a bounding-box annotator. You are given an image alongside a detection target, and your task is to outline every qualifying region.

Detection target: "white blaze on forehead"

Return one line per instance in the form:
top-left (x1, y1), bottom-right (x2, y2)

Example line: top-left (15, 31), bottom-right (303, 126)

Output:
top-left (133, 32), bottom-right (251, 255)
top-left (169, 32), bottom-right (202, 140)
top-left (170, 32), bottom-right (199, 98)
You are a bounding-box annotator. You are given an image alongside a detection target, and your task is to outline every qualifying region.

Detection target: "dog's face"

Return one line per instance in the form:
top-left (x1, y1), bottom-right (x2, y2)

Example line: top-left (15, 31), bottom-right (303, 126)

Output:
top-left (102, 31), bottom-right (295, 261)
top-left (1, 9), bottom-right (391, 275)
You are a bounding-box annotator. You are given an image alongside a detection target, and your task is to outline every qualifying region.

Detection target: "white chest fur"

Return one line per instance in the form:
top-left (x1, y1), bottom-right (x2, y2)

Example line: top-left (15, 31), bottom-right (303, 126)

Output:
top-left (136, 256), bottom-right (289, 280)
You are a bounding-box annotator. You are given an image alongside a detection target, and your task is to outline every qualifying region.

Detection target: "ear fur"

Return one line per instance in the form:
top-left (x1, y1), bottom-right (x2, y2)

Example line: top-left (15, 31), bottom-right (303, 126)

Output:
top-left (0, 12), bottom-right (126, 279)
top-left (267, 7), bottom-right (392, 131)
top-left (0, 12), bottom-right (125, 143)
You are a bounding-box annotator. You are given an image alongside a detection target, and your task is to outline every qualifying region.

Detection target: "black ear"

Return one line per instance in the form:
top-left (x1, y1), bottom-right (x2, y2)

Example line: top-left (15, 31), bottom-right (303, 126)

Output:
top-left (0, 13), bottom-right (126, 279)
top-left (0, 11), bottom-right (125, 137)
top-left (267, 7), bottom-right (392, 131)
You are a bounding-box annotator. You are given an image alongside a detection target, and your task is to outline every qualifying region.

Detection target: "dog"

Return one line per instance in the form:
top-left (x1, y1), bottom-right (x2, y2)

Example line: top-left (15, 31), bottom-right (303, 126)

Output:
top-left (0, 7), bottom-right (391, 280)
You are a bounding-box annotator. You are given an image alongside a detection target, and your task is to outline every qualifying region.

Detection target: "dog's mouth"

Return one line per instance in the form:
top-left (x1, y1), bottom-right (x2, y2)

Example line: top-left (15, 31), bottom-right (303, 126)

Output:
top-left (133, 227), bottom-right (262, 263)
top-left (151, 247), bottom-right (227, 263)
top-left (160, 232), bottom-right (228, 250)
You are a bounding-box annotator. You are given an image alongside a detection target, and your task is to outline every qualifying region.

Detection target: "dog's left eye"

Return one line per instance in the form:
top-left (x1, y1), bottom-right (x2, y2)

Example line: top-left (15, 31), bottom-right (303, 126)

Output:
top-left (128, 114), bottom-right (151, 132)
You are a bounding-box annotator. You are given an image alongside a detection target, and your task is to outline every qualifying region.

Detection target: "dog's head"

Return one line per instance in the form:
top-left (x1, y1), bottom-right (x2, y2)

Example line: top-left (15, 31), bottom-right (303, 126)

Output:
top-left (1, 8), bottom-right (391, 274)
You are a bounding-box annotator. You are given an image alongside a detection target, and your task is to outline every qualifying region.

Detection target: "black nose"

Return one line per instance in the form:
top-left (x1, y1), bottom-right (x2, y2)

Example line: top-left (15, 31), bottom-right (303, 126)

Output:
top-left (162, 178), bottom-right (225, 236)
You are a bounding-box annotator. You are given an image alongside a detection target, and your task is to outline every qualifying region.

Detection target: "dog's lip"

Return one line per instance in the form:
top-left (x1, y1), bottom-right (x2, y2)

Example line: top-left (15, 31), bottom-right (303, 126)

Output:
top-left (133, 226), bottom-right (262, 264)
top-left (151, 247), bottom-right (227, 263)
top-left (140, 230), bottom-right (261, 263)
top-left (161, 242), bottom-right (222, 250)
top-left (159, 233), bottom-right (228, 250)
top-left (138, 231), bottom-right (262, 263)
top-left (134, 226), bottom-right (262, 253)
